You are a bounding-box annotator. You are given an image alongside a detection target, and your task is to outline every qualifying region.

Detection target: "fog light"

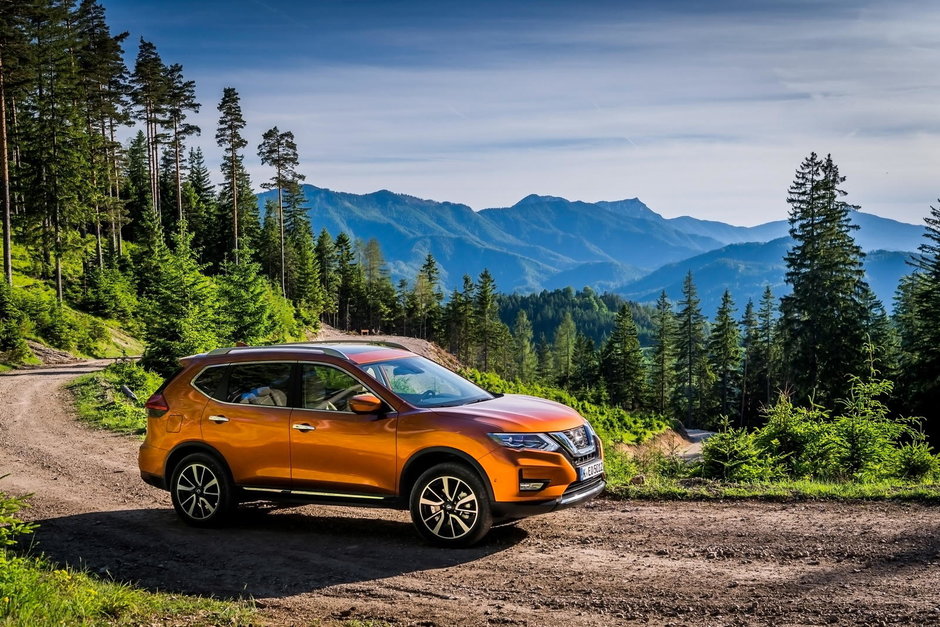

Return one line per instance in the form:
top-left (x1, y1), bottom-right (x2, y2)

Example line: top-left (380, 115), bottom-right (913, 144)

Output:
top-left (519, 480), bottom-right (549, 492)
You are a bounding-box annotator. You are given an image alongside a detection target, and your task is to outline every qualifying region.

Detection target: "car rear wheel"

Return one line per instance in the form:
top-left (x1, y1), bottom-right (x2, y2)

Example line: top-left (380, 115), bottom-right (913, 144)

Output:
top-left (170, 453), bottom-right (235, 527)
top-left (409, 462), bottom-right (492, 547)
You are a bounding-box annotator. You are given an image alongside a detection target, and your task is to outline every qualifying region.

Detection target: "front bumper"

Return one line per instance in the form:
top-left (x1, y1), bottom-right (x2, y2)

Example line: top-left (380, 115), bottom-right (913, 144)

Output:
top-left (492, 476), bottom-right (606, 518)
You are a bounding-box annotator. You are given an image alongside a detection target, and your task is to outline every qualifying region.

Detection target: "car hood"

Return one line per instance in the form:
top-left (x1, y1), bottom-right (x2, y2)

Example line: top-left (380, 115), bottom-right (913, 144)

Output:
top-left (431, 393), bottom-right (587, 433)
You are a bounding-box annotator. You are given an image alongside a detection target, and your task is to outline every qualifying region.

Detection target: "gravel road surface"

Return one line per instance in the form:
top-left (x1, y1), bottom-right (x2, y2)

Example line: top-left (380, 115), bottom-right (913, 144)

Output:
top-left (2, 362), bottom-right (939, 626)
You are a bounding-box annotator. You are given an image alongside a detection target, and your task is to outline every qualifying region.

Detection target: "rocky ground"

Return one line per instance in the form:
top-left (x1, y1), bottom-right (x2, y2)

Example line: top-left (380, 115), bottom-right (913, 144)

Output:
top-left (1, 362), bottom-right (938, 626)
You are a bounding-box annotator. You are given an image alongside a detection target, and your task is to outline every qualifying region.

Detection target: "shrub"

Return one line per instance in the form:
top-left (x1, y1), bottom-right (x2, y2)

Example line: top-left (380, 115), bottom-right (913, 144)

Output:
top-left (701, 422), bottom-right (775, 482)
top-left (895, 438), bottom-right (938, 481)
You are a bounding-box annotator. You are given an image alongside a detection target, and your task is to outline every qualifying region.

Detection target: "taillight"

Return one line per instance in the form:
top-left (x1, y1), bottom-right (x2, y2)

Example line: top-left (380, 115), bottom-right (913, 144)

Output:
top-left (145, 392), bottom-right (170, 417)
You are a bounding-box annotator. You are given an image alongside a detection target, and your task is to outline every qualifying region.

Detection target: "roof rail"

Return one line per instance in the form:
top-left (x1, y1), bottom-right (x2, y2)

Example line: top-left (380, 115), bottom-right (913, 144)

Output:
top-left (314, 339), bottom-right (410, 351)
top-left (205, 344), bottom-right (348, 359)
top-left (204, 340), bottom-right (410, 359)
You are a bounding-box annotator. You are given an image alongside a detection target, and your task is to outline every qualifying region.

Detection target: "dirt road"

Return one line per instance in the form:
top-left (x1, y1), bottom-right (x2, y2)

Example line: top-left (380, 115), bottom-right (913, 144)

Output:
top-left (2, 362), bottom-right (940, 626)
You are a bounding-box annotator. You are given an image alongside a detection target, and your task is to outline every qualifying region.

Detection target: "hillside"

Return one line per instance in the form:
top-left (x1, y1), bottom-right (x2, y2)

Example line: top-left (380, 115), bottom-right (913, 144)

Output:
top-left (614, 237), bottom-right (913, 313)
top-left (258, 185), bottom-right (924, 304)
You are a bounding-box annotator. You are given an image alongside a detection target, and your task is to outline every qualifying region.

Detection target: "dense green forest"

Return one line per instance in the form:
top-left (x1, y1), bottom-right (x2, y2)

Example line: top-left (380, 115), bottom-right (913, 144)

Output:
top-left (2, 0), bottom-right (940, 446)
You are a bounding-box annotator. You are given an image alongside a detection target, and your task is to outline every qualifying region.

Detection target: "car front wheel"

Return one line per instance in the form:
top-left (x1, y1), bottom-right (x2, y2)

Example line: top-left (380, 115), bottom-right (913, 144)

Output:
top-left (170, 453), bottom-right (235, 527)
top-left (409, 462), bottom-right (492, 547)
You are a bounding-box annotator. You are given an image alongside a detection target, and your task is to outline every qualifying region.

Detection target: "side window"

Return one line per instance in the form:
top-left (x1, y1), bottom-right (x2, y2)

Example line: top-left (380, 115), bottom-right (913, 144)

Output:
top-left (226, 362), bottom-right (292, 407)
top-left (192, 365), bottom-right (227, 400)
top-left (301, 364), bottom-right (367, 412)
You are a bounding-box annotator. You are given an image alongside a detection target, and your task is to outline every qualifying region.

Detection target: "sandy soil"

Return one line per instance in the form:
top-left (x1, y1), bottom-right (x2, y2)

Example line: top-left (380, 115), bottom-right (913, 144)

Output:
top-left (2, 362), bottom-right (939, 626)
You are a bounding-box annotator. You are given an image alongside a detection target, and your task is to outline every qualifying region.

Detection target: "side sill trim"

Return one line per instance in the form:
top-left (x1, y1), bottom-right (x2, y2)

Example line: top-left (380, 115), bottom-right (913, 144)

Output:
top-left (242, 486), bottom-right (387, 500)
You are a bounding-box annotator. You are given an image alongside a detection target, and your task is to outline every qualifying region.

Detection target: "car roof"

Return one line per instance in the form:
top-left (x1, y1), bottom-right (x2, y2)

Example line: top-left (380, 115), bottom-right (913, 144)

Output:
top-left (185, 341), bottom-right (416, 366)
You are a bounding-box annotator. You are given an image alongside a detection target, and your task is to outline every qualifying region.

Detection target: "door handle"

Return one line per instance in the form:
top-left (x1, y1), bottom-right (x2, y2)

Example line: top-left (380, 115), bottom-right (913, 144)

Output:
top-left (292, 423), bottom-right (316, 432)
top-left (208, 415), bottom-right (229, 423)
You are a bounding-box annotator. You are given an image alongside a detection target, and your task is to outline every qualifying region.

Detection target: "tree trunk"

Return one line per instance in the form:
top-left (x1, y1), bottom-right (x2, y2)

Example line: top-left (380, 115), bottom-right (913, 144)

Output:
top-left (0, 50), bottom-right (12, 286)
top-left (231, 140), bottom-right (238, 263)
top-left (174, 119), bottom-right (182, 224)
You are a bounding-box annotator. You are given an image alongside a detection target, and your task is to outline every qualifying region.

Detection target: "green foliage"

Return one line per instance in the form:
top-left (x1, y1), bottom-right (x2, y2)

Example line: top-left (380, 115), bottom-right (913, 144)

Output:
top-left (462, 369), bottom-right (670, 445)
top-left (68, 360), bottom-right (163, 435)
top-left (0, 487), bottom-right (253, 624)
top-left (895, 437), bottom-right (938, 480)
top-left (80, 266), bottom-right (139, 325)
top-left (701, 421), bottom-right (776, 482)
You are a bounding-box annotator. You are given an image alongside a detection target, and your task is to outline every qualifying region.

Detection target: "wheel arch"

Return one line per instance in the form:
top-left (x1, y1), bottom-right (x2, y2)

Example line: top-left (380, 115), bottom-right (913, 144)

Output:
top-left (399, 447), bottom-right (495, 503)
top-left (164, 441), bottom-right (234, 487)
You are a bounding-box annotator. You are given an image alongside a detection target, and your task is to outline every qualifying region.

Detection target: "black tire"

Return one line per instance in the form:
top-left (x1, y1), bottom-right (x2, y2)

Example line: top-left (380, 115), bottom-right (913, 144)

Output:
top-left (409, 462), bottom-right (493, 547)
top-left (169, 453), bottom-right (235, 527)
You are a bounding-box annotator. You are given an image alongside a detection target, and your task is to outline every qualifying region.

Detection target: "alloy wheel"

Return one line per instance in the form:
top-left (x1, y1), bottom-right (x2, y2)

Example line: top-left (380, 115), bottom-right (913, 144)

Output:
top-left (417, 475), bottom-right (479, 540)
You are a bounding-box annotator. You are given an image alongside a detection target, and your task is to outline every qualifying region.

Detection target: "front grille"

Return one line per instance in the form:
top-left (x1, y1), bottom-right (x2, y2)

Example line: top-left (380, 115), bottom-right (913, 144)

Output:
top-left (562, 475), bottom-right (605, 498)
top-left (572, 450), bottom-right (600, 466)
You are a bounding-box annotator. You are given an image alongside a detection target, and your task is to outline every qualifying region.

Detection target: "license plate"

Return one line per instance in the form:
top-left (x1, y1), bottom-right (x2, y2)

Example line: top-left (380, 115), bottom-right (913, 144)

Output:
top-left (578, 459), bottom-right (604, 481)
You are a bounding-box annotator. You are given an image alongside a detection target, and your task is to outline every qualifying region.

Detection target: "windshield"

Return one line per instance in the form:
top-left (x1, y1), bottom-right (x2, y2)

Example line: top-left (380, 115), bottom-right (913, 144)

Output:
top-left (359, 356), bottom-right (494, 408)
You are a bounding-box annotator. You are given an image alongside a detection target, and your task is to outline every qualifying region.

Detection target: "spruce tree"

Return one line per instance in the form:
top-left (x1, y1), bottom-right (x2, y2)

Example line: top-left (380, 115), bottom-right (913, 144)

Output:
top-left (602, 304), bottom-right (647, 410)
top-left (552, 312), bottom-right (577, 387)
top-left (512, 309), bottom-right (537, 382)
top-left (707, 290), bottom-right (742, 421)
top-left (779, 153), bottom-right (873, 404)
top-left (140, 220), bottom-right (220, 376)
top-left (649, 290), bottom-right (676, 415)
top-left (473, 269), bottom-right (499, 371)
top-left (314, 228), bottom-right (338, 325)
top-left (674, 271), bottom-right (707, 426)
top-left (217, 250), bottom-right (274, 345)
top-left (739, 299), bottom-right (760, 425)
top-left (129, 39), bottom-right (167, 220)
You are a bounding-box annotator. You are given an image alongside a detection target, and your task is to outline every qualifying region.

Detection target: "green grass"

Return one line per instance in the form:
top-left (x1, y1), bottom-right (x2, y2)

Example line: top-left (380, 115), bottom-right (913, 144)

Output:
top-left (0, 552), bottom-right (257, 626)
top-left (606, 477), bottom-right (940, 503)
top-left (67, 361), bottom-right (161, 436)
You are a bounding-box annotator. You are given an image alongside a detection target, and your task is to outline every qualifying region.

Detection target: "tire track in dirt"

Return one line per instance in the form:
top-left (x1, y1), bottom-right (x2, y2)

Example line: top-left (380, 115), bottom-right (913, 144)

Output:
top-left (2, 363), bottom-right (940, 625)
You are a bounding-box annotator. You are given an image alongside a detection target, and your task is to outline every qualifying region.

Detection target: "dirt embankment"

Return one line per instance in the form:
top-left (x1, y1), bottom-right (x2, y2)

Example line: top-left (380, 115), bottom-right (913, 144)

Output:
top-left (1, 363), bottom-right (939, 626)
top-left (311, 323), bottom-right (462, 371)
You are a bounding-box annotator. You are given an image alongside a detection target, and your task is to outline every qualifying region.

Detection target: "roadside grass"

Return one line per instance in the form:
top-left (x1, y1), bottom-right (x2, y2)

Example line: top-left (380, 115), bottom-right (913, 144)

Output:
top-left (0, 552), bottom-right (258, 626)
top-left (606, 477), bottom-right (940, 503)
top-left (67, 361), bottom-right (159, 436)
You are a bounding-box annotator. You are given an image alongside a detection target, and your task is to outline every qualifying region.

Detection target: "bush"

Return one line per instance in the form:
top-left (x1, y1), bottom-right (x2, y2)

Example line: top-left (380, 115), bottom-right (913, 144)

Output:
top-left (701, 422), bottom-right (776, 482)
top-left (895, 438), bottom-right (938, 480)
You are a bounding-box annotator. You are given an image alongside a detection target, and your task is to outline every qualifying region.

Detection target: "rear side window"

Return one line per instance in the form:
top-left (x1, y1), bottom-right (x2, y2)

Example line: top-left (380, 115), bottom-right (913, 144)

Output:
top-left (226, 362), bottom-right (292, 407)
top-left (192, 365), bottom-right (227, 400)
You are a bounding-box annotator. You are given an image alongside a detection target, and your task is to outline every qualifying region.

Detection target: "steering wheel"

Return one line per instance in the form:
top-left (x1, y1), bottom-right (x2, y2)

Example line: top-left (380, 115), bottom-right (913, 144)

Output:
top-left (420, 389), bottom-right (437, 400)
top-left (313, 401), bottom-right (338, 411)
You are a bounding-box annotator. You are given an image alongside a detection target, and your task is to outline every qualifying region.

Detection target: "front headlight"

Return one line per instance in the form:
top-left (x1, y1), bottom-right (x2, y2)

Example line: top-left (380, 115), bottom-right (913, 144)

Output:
top-left (488, 432), bottom-right (561, 452)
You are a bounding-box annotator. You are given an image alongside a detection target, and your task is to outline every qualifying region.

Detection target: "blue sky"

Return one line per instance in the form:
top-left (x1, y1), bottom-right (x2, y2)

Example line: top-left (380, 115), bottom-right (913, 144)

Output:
top-left (106, 0), bottom-right (940, 225)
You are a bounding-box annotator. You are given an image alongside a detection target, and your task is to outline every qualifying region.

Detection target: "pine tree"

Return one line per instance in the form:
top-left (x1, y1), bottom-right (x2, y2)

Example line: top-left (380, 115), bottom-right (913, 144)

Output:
top-left (444, 275), bottom-right (475, 362)
top-left (739, 299), bottom-right (760, 425)
top-left (162, 62), bottom-right (198, 225)
top-left (755, 286), bottom-right (778, 408)
top-left (511, 309), bottom-right (537, 382)
top-left (674, 271), bottom-right (707, 426)
top-left (334, 232), bottom-right (359, 331)
top-left (217, 249), bottom-right (274, 345)
top-left (707, 290), bottom-right (742, 421)
top-left (257, 126), bottom-right (302, 293)
top-left (473, 268), bottom-right (499, 371)
top-left (779, 153), bottom-right (873, 404)
top-left (314, 228), bottom-right (338, 325)
top-left (602, 304), bottom-right (647, 410)
top-left (140, 219), bottom-right (220, 376)
top-left (649, 290), bottom-right (676, 415)
top-left (552, 312), bottom-right (577, 387)
top-left (129, 38), bottom-right (167, 220)
top-left (215, 87), bottom-right (247, 260)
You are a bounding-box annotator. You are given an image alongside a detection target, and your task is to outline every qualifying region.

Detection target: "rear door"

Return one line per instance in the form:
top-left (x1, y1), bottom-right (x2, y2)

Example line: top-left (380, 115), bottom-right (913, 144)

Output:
top-left (199, 361), bottom-right (294, 488)
top-left (289, 362), bottom-right (397, 496)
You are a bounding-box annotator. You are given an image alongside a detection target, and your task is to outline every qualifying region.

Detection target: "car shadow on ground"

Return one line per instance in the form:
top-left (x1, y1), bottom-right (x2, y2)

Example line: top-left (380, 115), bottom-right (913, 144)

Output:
top-left (22, 505), bottom-right (528, 600)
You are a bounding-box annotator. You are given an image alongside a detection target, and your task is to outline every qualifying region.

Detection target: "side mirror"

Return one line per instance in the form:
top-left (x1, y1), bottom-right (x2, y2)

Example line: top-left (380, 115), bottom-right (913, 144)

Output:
top-left (349, 393), bottom-right (383, 414)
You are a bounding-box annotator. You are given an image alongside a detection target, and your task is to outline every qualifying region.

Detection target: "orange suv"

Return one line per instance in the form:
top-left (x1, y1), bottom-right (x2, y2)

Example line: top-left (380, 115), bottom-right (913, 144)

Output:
top-left (138, 342), bottom-right (605, 546)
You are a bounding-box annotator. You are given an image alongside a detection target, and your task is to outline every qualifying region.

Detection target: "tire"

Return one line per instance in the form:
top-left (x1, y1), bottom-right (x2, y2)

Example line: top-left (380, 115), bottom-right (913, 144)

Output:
top-left (170, 453), bottom-right (235, 527)
top-left (409, 462), bottom-right (493, 547)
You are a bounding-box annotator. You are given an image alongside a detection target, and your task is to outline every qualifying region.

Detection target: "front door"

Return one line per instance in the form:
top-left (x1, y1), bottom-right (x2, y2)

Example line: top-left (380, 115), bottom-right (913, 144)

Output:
top-left (200, 361), bottom-right (294, 487)
top-left (289, 363), bottom-right (397, 496)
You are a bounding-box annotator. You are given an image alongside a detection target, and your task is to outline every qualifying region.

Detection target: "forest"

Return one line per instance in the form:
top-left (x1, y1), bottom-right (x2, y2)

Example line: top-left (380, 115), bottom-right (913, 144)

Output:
top-left (2, 0), bottom-right (940, 454)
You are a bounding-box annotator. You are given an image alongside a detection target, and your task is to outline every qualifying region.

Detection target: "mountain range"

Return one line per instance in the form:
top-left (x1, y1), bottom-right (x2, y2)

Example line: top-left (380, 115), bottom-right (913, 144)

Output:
top-left (257, 185), bottom-right (925, 313)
